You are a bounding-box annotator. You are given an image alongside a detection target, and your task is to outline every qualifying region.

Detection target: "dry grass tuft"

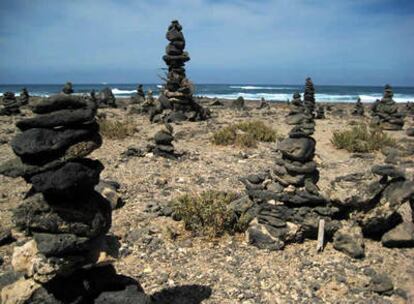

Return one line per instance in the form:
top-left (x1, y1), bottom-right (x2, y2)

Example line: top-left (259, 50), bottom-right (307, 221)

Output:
top-left (171, 191), bottom-right (242, 238)
top-left (211, 120), bottom-right (279, 148)
top-left (98, 118), bottom-right (136, 139)
top-left (331, 124), bottom-right (396, 153)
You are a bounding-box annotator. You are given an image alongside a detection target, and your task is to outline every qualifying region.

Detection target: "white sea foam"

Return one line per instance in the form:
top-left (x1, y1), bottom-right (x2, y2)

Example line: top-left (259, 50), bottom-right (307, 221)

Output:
top-left (112, 88), bottom-right (136, 95)
top-left (157, 85), bottom-right (163, 89)
top-left (229, 86), bottom-right (294, 90)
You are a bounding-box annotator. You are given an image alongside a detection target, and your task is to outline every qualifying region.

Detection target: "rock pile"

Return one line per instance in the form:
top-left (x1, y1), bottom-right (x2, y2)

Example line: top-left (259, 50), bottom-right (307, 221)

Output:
top-left (372, 84), bottom-right (405, 130)
top-left (233, 151), bottom-right (414, 257)
top-left (352, 97), bottom-right (364, 116)
top-left (315, 106), bottom-right (325, 119)
top-left (285, 92), bottom-right (315, 135)
top-left (257, 97), bottom-right (270, 110)
top-left (131, 84), bottom-right (145, 105)
top-left (151, 20), bottom-right (210, 123)
top-left (19, 88), bottom-right (30, 106)
top-left (147, 123), bottom-right (179, 159)
top-left (304, 77), bottom-right (316, 117)
top-left (98, 87), bottom-right (117, 108)
top-left (231, 97), bottom-right (245, 110)
top-left (0, 92), bottom-right (21, 115)
top-left (62, 82), bottom-right (74, 94)
top-left (239, 125), bottom-right (334, 250)
top-left (0, 93), bottom-right (148, 302)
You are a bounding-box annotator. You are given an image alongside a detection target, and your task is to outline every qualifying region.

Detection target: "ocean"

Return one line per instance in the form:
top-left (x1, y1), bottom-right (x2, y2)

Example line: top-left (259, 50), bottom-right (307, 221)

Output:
top-left (1, 84), bottom-right (414, 103)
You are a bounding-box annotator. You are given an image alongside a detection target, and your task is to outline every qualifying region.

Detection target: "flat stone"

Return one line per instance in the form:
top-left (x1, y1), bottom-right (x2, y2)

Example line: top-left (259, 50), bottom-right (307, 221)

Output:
top-left (0, 135), bottom-right (101, 178)
top-left (381, 222), bottom-right (414, 248)
top-left (277, 137), bottom-right (315, 162)
top-left (371, 164), bottom-right (405, 178)
top-left (13, 192), bottom-right (111, 238)
top-left (31, 94), bottom-right (90, 114)
top-left (154, 130), bottom-right (173, 145)
top-left (11, 125), bottom-right (98, 160)
top-left (29, 159), bottom-right (103, 194)
top-left (33, 233), bottom-right (90, 257)
top-left (16, 106), bottom-right (96, 131)
top-left (333, 224), bottom-right (365, 259)
top-left (369, 273), bottom-right (394, 295)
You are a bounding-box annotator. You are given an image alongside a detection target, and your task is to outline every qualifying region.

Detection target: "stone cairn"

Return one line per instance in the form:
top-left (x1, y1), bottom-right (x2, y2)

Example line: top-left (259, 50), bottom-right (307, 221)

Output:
top-left (147, 123), bottom-right (178, 159)
top-left (98, 87), bottom-right (116, 108)
top-left (19, 88), bottom-right (30, 106)
top-left (285, 92), bottom-right (315, 135)
top-left (352, 97), bottom-right (365, 116)
top-left (232, 123), bottom-right (414, 256)
top-left (315, 105), bottom-right (325, 119)
top-left (239, 122), bottom-right (333, 251)
top-left (151, 20), bottom-right (210, 123)
top-left (0, 92), bottom-right (148, 302)
top-left (131, 84), bottom-right (145, 105)
top-left (62, 82), bottom-right (74, 94)
top-left (257, 97), bottom-right (270, 110)
top-left (0, 92), bottom-right (21, 116)
top-left (304, 77), bottom-right (316, 117)
top-left (231, 96), bottom-right (245, 110)
top-left (372, 84), bottom-right (405, 130)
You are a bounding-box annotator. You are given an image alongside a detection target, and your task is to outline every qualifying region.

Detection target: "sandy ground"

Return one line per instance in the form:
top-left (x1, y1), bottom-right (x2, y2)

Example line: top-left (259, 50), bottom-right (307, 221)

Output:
top-left (0, 100), bottom-right (413, 303)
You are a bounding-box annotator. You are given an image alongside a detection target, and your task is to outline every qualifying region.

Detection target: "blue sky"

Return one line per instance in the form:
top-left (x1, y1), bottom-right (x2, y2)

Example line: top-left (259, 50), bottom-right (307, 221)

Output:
top-left (0, 0), bottom-right (413, 85)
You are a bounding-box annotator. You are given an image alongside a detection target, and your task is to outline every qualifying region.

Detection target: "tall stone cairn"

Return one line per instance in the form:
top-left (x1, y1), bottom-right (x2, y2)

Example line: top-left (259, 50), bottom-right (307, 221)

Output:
top-left (352, 97), bottom-right (364, 116)
top-left (304, 77), bottom-right (316, 117)
top-left (0, 92), bottom-right (21, 115)
top-left (285, 92), bottom-right (315, 135)
top-left (0, 89), bottom-right (148, 303)
top-left (154, 20), bottom-right (210, 123)
top-left (372, 84), bottom-right (405, 130)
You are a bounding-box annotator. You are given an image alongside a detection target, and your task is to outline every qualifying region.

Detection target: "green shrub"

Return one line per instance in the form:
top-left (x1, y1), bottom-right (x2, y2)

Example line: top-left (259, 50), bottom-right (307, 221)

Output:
top-left (211, 120), bottom-right (278, 148)
top-left (331, 124), bottom-right (396, 153)
top-left (171, 191), bottom-right (242, 238)
top-left (98, 118), bottom-right (136, 139)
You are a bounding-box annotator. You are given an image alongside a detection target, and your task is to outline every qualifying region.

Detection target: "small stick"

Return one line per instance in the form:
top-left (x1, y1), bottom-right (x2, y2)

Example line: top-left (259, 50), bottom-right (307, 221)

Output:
top-left (316, 219), bottom-right (325, 252)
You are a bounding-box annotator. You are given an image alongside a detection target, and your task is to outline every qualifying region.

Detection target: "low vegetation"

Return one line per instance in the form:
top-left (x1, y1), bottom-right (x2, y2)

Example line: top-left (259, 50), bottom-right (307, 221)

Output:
top-left (211, 120), bottom-right (279, 148)
top-left (171, 191), bottom-right (245, 238)
top-left (98, 118), bottom-right (136, 139)
top-left (331, 124), bottom-right (396, 153)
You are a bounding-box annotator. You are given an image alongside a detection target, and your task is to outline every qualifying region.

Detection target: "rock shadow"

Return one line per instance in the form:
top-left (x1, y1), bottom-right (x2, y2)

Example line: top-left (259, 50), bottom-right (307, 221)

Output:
top-left (151, 284), bottom-right (212, 304)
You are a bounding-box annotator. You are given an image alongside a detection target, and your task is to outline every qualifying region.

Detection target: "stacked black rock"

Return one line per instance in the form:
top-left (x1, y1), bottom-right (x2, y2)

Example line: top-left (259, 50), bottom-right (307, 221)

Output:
top-left (240, 125), bottom-right (339, 250)
top-left (19, 88), bottom-right (30, 106)
top-left (0, 92), bottom-right (21, 115)
top-left (62, 81), bottom-right (74, 94)
top-left (257, 97), bottom-right (270, 110)
top-left (147, 123), bottom-right (178, 159)
top-left (372, 85), bottom-right (405, 130)
top-left (231, 96), bottom-right (245, 110)
top-left (98, 87), bottom-right (117, 108)
top-left (131, 84), bottom-right (145, 105)
top-left (352, 97), bottom-right (365, 116)
top-left (285, 92), bottom-right (315, 135)
top-left (152, 20), bottom-right (210, 123)
top-left (0, 92), bottom-right (148, 302)
top-left (304, 77), bottom-right (316, 117)
top-left (315, 105), bottom-right (325, 119)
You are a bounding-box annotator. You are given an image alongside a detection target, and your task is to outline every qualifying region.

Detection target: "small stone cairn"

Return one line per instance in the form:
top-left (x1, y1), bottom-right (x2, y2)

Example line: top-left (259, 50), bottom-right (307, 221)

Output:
top-left (352, 97), bottom-right (365, 116)
top-left (19, 88), bottom-right (30, 106)
top-left (372, 84), bottom-right (405, 130)
top-left (62, 81), bottom-right (74, 94)
top-left (0, 92), bottom-right (21, 115)
top-left (131, 84), bottom-right (145, 105)
top-left (152, 20), bottom-right (210, 123)
top-left (98, 87), bottom-right (117, 108)
top-left (0, 91), bottom-right (148, 302)
top-left (147, 123), bottom-right (178, 159)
